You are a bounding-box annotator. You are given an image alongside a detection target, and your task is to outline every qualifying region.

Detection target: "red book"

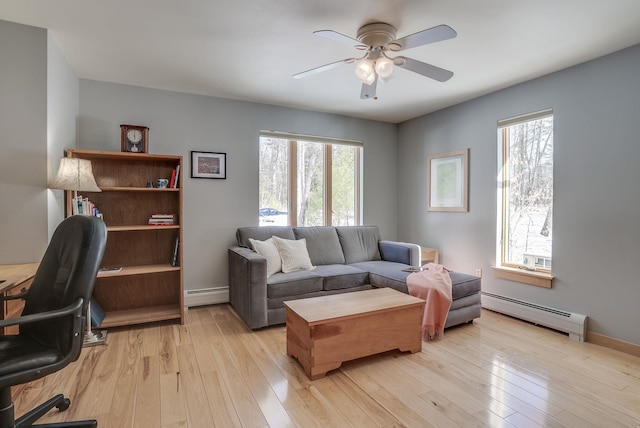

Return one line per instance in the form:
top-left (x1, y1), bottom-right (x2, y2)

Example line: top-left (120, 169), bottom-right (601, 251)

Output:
top-left (169, 169), bottom-right (177, 188)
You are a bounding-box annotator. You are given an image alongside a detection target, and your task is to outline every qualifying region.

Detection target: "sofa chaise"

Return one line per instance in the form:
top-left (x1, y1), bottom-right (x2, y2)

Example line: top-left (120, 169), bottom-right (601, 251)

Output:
top-left (228, 225), bottom-right (481, 330)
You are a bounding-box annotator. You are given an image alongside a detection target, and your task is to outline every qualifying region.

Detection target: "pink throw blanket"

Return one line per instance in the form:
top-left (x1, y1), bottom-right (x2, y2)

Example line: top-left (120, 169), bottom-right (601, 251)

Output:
top-left (406, 263), bottom-right (452, 341)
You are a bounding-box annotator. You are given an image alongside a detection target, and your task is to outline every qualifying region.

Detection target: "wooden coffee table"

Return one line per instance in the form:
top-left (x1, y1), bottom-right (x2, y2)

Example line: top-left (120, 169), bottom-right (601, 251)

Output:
top-left (283, 287), bottom-right (425, 380)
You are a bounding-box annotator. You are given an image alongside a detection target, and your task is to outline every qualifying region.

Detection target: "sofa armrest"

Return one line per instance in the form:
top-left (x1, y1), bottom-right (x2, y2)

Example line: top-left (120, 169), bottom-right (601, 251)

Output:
top-left (379, 241), bottom-right (421, 266)
top-left (228, 246), bottom-right (269, 329)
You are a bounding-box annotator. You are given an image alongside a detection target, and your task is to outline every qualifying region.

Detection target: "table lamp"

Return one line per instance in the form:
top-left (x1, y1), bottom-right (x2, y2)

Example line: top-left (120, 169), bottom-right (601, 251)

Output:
top-left (49, 157), bottom-right (107, 346)
top-left (49, 157), bottom-right (101, 209)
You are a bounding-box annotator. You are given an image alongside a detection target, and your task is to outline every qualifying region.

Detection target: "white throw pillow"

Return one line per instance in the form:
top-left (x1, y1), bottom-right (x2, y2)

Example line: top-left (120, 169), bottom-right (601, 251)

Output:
top-left (249, 237), bottom-right (282, 277)
top-left (272, 236), bottom-right (315, 273)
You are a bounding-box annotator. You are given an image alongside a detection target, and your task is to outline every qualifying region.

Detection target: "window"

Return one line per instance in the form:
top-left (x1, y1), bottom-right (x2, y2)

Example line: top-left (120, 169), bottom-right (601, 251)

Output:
top-left (259, 132), bottom-right (361, 227)
top-left (497, 110), bottom-right (553, 277)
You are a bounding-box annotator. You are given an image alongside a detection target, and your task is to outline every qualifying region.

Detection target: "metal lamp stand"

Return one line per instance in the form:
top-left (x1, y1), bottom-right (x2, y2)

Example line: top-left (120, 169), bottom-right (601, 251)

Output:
top-left (83, 301), bottom-right (107, 347)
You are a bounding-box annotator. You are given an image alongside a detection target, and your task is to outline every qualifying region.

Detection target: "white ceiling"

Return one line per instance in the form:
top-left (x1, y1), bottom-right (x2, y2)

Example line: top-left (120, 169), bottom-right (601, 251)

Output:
top-left (2, 0), bottom-right (640, 123)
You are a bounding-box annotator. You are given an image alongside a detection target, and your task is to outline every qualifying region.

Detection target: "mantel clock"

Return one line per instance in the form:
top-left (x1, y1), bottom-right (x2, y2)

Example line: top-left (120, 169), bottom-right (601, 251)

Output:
top-left (120, 124), bottom-right (149, 153)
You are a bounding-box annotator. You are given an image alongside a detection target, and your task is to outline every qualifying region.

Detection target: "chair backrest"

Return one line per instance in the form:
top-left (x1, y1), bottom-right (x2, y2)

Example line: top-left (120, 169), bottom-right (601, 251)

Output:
top-left (21, 215), bottom-right (107, 357)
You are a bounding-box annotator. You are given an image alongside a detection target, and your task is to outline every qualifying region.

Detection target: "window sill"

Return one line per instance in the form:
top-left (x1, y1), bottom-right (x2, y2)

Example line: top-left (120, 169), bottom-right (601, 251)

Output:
top-left (491, 265), bottom-right (554, 288)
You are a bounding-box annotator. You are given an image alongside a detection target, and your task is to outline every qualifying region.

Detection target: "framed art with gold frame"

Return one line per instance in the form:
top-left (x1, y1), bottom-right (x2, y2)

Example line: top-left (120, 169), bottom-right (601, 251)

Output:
top-left (427, 148), bottom-right (468, 212)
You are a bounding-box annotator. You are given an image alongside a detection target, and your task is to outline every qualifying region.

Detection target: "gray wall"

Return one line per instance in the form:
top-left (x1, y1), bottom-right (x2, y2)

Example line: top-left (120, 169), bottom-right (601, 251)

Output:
top-left (0, 20), bottom-right (48, 263)
top-left (397, 44), bottom-right (640, 345)
top-left (78, 80), bottom-right (398, 291)
top-left (47, 31), bottom-right (79, 240)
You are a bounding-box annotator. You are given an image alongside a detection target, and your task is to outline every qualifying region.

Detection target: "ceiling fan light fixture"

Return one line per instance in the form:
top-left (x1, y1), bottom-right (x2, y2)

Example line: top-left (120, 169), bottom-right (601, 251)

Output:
top-left (375, 57), bottom-right (394, 79)
top-left (298, 22), bottom-right (457, 98)
top-left (355, 59), bottom-right (375, 84)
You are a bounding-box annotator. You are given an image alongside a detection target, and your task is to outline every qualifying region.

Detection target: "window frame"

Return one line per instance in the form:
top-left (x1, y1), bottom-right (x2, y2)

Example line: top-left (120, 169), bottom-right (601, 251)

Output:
top-left (260, 131), bottom-right (362, 227)
top-left (494, 109), bottom-right (554, 287)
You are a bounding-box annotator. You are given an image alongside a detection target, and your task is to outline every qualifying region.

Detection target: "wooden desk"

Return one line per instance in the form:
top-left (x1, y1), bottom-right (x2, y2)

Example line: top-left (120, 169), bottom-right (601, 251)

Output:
top-left (0, 263), bottom-right (39, 334)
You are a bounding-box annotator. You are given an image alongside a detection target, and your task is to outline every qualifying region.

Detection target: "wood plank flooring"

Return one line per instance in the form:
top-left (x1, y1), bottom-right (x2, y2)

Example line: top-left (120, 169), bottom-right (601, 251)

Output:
top-left (12, 306), bottom-right (640, 427)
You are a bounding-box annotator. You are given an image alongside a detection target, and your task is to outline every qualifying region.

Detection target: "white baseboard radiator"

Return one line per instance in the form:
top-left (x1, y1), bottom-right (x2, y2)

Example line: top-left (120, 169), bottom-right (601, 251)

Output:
top-left (184, 286), bottom-right (229, 308)
top-left (481, 292), bottom-right (588, 342)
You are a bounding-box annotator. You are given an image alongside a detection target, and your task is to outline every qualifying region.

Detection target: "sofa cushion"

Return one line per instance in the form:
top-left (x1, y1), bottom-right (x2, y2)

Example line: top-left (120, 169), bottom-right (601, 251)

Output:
top-left (236, 226), bottom-right (295, 249)
top-left (313, 264), bottom-right (369, 291)
top-left (293, 226), bottom-right (346, 265)
top-left (272, 236), bottom-right (315, 273)
top-left (248, 237), bottom-right (281, 277)
top-left (350, 260), bottom-right (409, 291)
top-left (448, 272), bottom-right (482, 300)
top-left (266, 269), bottom-right (323, 299)
top-left (267, 284), bottom-right (373, 310)
top-left (350, 262), bottom-right (481, 301)
top-left (336, 226), bottom-right (382, 264)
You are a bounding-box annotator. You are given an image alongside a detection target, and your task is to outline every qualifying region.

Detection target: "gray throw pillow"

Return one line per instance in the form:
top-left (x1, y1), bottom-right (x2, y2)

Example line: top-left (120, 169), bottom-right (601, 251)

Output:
top-left (293, 226), bottom-right (346, 265)
top-left (336, 226), bottom-right (382, 264)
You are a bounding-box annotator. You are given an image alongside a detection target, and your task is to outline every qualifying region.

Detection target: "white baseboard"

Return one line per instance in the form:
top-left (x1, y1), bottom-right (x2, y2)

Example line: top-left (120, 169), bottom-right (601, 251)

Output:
top-left (184, 286), bottom-right (229, 308)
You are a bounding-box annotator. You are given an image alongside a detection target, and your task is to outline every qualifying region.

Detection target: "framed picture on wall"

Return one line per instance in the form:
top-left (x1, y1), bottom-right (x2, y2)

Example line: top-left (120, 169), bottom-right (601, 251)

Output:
top-left (191, 151), bottom-right (226, 179)
top-left (427, 148), bottom-right (469, 212)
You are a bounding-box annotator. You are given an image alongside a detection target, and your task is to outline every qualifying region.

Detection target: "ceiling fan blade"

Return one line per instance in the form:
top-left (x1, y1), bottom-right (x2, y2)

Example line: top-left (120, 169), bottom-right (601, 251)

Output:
top-left (360, 75), bottom-right (378, 99)
top-left (314, 30), bottom-right (361, 48)
top-left (395, 56), bottom-right (453, 82)
top-left (392, 25), bottom-right (457, 51)
top-left (293, 58), bottom-right (354, 79)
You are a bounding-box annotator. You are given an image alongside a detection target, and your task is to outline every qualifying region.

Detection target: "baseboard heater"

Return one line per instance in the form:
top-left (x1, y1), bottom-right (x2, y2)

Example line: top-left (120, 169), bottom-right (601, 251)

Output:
top-left (184, 286), bottom-right (229, 308)
top-left (481, 292), bottom-right (587, 342)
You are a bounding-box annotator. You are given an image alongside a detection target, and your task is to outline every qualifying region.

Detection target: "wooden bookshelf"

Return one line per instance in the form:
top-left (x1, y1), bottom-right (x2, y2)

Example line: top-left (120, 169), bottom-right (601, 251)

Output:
top-left (65, 149), bottom-right (184, 328)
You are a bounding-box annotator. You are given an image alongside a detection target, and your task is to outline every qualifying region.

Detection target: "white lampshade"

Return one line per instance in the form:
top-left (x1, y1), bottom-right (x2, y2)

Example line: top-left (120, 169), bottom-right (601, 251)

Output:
top-left (374, 57), bottom-right (394, 79)
top-left (49, 158), bottom-right (101, 192)
top-left (355, 59), bottom-right (376, 85)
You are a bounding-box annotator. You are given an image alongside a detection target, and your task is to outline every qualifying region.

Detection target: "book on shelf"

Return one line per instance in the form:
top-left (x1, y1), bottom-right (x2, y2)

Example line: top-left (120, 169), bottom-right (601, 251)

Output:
top-left (72, 196), bottom-right (79, 215)
top-left (150, 213), bottom-right (175, 218)
top-left (171, 236), bottom-right (180, 267)
top-left (72, 195), bottom-right (101, 218)
top-left (173, 164), bottom-right (180, 188)
top-left (169, 169), bottom-right (177, 188)
top-left (148, 213), bottom-right (176, 225)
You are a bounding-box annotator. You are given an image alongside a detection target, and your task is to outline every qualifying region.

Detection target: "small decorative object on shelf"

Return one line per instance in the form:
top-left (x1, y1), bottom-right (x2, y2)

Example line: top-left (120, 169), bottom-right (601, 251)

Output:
top-left (120, 124), bottom-right (149, 153)
top-left (98, 267), bottom-right (122, 275)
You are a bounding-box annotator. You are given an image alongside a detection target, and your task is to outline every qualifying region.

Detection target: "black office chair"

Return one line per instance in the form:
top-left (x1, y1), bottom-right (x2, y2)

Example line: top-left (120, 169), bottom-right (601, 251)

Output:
top-left (0, 215), bottom-right (107, 428)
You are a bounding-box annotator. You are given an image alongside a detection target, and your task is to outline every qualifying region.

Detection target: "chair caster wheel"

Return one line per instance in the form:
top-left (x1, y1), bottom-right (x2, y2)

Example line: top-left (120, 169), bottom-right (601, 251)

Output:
top-left (57, 398), bottom-right (71, 412)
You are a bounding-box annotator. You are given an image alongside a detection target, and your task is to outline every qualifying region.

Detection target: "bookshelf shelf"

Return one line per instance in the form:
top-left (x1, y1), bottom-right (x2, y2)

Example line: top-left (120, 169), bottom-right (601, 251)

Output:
top-left (99, 187), bottom-right (180, 192)
top-left (65, 149), bottom-right (183, 329)
top-left (97, 264), bottom-right (180, 278)
top-left (107, 225), bottom-right (180, 232)
top-left (99, 305), bottom-right (182, 328)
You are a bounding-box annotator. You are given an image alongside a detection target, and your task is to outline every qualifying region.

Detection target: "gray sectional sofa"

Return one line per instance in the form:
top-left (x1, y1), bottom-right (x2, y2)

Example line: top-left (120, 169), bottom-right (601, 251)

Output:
top-left (228, 225), bottom-right (481, 330)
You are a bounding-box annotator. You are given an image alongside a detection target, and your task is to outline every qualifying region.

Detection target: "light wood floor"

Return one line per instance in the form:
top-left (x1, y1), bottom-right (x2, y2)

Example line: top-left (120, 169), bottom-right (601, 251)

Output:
top-left (12, 305), bottom-right (640, 427)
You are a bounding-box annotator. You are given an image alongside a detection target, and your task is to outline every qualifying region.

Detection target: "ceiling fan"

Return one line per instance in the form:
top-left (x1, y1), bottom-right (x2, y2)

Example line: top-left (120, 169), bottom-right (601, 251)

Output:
top-left (293, 22), bottom-right (457, 100)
